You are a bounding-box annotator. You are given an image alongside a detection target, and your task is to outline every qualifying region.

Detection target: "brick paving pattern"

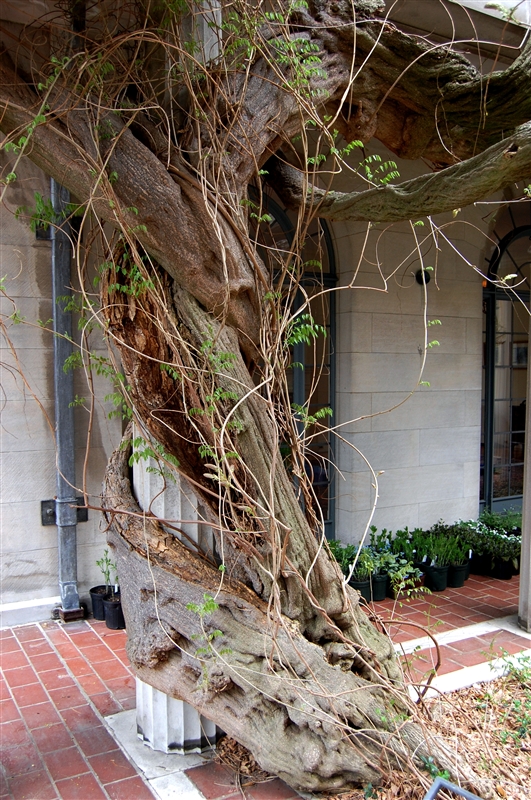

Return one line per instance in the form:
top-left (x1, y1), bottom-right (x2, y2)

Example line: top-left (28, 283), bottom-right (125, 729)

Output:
top-left (0, 620), bottom-right (153, 800)
top-left (367, 574), bottom-right (527, 686)
top-left (185, 762), bottom-right (299, 800)
top-left (1, 573), bottom-right (530, 800)
top-left (369, 574), bottom-right (520, 643)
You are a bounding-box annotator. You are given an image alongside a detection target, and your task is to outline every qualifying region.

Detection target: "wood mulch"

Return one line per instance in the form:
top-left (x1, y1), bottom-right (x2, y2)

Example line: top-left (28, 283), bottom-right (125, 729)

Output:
top-left (216, 659), bottom-right (531, 800)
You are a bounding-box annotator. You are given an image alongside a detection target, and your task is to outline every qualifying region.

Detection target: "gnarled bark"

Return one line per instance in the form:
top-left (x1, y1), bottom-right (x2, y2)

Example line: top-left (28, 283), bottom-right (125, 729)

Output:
top-left (1, 0), bottom-right (529, 793)
top-left (104, 435), bottom-right (485, 793)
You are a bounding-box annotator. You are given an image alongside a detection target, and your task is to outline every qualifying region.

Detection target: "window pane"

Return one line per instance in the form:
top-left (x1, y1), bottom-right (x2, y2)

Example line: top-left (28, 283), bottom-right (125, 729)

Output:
top-left (509, 465), bottom-right (524, 496)
top-left (493, 400), bottom-right (511, 434)
top-left (493, 465), bottom-right (510, 498)
top-left (493, 432), bottom-right (510, 465)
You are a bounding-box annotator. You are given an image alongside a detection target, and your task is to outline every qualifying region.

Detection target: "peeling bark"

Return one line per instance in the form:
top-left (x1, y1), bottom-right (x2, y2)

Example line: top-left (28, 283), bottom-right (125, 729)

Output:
top-left (104, 436), bottom-right (487, 794)
top-left (0, 0), bottom-right (529, 792)
top-left (267, 124), bottom-right (531, 222)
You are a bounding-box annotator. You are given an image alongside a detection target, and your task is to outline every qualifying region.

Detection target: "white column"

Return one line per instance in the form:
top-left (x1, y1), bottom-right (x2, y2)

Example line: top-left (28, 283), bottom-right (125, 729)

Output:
top-left (132, 431), bottom-right (218, 751)
top-left (519, 320), bottom-right (531, 632)
top-left (136, 678), bottom-right (217, 754)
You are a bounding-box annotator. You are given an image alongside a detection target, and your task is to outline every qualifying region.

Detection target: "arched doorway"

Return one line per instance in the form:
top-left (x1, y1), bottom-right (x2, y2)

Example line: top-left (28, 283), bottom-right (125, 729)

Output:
top-left (482, 220), bottom-right (531, 512)
top-left (250, 190), bottom-right (337, 537)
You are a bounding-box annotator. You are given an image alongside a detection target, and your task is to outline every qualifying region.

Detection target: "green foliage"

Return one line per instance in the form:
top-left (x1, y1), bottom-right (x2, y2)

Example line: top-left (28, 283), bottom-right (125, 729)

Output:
top-left (15, 192), bottom-right (55, 232)
top-left (186, 594), bottom-right (231, 687)
top-left (63, 351), bottom-right (84, 373)
top-left (3, 113), bottom-right (48, 156)
top-left (285, 313), bottom-right (326, 347)
top-left (291, 403), bottom-right (332, 428)
top-left (104, 391), bottom-right (133, 421)
top-left (107, 252), bottom-right (154, 297)
top-left (420, 755), bottom-right (450, 781)
top-left (9, 309), bottom-right (25, 325)
top-left (129, 436), bottom-right (180, 475)
top-left (273, 37), bottom-right (327, 95)
top-left (484, 2), bottom-right (519, 22)
top-left (479, 507), bottom-right (521, 532)
top-left (328, 539), bottom-right (358, 575)
top-left (200, 337), bottom-right (237, 372)
top-left (330, 139), bottom-right (364, 159)
top-left (96, 548), bottom-right (118, 595)
top-left (0, 171), bottom-right (17, 186)
top-left (351, 548), bottom-right (375, 581)
top-left (358, 153), bottom-right (400, 185)
top-left (481, 652), bottom-right (531, 747)
top-left (69, 395), bottom-right (87, 408)
top-left (187, 593), bottom-right (219, 617)
top-left (160, 363), bottom-right (180, 381)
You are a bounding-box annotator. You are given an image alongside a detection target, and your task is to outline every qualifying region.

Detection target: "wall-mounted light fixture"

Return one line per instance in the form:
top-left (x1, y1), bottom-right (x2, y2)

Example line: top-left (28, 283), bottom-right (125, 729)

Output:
top-left (415, 268), bottom-right (431, 285)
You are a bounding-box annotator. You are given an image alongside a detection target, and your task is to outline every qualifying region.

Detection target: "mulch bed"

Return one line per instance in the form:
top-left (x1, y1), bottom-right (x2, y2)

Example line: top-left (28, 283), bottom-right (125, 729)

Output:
top-left (215, 657), bottom-right (531, 800)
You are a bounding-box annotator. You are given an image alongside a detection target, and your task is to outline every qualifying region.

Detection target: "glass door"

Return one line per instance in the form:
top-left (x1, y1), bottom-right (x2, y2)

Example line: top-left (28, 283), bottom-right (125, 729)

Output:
top-left (482, 226), bottom-right (531, 511)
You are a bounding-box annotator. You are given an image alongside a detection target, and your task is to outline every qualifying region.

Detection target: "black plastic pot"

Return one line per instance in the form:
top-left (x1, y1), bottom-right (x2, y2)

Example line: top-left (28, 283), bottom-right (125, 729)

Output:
top-left (89, 586), bottom-right (109, 621)
top-left (425, 565), bottom-right (449, 592)
top-left (469, 552), bottom-right (493, 577)
top-left (349, 578), bottom-right (372, 603)
top-left (448, 563), bottom-right (468, 589)
top-left (386, 572), bottom-right (425, 599)
top-left (103, 595), bottom-right (126, 629)
top-left (370, 573), bottom-right (388, 602)
top-left (492, 558), bottom-right (513, 581)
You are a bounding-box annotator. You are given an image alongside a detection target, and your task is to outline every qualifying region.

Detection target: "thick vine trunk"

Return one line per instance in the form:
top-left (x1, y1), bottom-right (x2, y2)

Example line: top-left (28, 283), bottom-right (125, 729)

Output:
top-left (100, 268), bottom-right (487, 792)
top-left (104, 436), bottom-right (483, 793)
top-left (3, 1), bottom-right (530, 793)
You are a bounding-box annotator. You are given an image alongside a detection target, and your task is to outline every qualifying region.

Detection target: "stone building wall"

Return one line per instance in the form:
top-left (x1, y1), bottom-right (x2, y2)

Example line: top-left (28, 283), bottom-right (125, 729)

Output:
top-left (331, 148), bottom-right (492, 543)
top-left (0, 157), bottom-right (122, 609)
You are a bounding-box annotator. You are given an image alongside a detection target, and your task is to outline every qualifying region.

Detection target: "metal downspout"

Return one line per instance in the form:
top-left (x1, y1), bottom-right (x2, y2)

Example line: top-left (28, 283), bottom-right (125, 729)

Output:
top-left (51, 178), bottom-right (82, 619)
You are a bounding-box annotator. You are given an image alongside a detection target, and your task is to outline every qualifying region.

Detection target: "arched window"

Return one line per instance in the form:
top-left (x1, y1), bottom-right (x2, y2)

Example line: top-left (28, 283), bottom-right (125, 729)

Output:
top-left (482, 219), bottom-right (531, 511)
top-left (250, 190), bottom-right (337, 537)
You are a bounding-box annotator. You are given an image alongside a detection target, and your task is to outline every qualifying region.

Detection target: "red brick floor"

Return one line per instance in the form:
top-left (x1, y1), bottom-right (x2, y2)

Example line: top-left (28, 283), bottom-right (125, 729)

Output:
top-left (0, 619), bottom-right (154, 800)
top-left (368, 573), bottom-right (520, 640)
top-left (365, 573), bottom-right (530, 686)
top-left (1, 573), bottom-right (530, 800)
top-left (185, 761), bottom-right (300, 800)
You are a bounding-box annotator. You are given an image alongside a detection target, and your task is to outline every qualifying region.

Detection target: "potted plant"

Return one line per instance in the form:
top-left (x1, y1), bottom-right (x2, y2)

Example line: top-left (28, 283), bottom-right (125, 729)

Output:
top-left (446, 536), bottom-right (470, 588)
top-left (101, 556), bottom-right (125, 629)
top-left (368, 528), bottom-right (403, 602)
top-left (348, 548), bottom-right (374, 603)
top-left (462, 520), bottom-right (493, 576)
top-left (370, 551), bottom-right (394, 602)
top-left (90, 549), bottom-right (114, 620)
top-left (423, 535), bottom-right (451, 592)
top-left (386, 558), bottom-right (424, 599)
top-left (490, 531), bottom-right (520, 580)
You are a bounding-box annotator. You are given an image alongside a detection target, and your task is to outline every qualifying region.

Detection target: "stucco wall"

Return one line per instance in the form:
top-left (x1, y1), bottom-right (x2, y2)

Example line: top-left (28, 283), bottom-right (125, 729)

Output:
top-left (331, 152), bottom-right (490, 543)
top-left (0, 157), bottom-right (122, 606)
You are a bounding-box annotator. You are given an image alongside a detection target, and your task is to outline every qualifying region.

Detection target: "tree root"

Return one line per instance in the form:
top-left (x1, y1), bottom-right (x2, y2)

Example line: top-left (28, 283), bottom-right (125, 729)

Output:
top-left (103, 439), bottom-right (492, 795)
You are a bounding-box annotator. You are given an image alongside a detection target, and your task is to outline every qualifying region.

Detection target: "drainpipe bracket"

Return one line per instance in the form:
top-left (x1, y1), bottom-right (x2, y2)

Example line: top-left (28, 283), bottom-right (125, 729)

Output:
top-left (41, 499), bottom-right (88, 526)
